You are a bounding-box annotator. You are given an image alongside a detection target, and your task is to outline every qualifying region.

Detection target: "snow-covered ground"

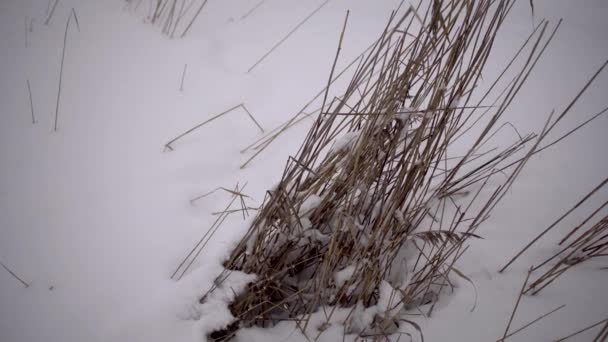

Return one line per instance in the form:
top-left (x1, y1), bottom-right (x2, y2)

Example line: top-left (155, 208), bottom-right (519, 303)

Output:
top-left (0, 0), bottom-right (607, 341)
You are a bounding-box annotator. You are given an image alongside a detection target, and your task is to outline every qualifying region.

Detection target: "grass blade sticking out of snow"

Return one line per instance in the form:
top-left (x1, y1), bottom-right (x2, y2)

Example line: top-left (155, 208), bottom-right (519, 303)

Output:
top-left (24, 17), bottom-right (28, 48)
top-left (501, 268), bottom-right (532, 340)
top-left (524, 214), bottom-right (608, 296)
top-left (246, 0), bottom-right (331, 73)
top-left (190, 185), bottom-right (252, 205)
top-left (27, 79), bottom-right (35, 124)
top-left (179, 0), bottom-right (209, 38)
top-left (179, 63), bottom-right (187, 91)
top-left (239, 104), bottom-right (265, 134)
top-left (594, 321), bottom-right (608, 341)
top-left (53, 8), bottom-right (80, 132)
top-left (497, 304), bottom-right (565, 342)
top-left (172, 182), bottom-right (250, 281)
top-left (45, 0), bottom-right (59, 26)
top-left (0, 261), bottom-right (29, 288)
top-left (164, 104), bottom-right (264, 151)
top-left (554, 318), bottom-right (608, 342)
top-left (500, 176), bottom-right (608, 273)
top-left (164, 104), bottom-right (243, 150)
top-left (126, 0), bottom-right (208, 38)
top-left (239, 0), bottom-right (265, 21)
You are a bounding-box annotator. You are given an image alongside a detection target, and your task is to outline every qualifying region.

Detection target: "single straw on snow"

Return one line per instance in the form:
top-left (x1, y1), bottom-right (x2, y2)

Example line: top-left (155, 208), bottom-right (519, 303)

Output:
top-left (247, 0), bottom-right (330, 73)
top-left (54, 8), bottom-right (80, 132)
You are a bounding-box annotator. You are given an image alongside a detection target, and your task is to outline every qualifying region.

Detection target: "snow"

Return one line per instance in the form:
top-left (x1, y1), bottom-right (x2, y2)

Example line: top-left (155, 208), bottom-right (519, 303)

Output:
top-left (334, 265), bottom-right (356, 288)
top-left (0, 0), bottom-right (607, 342)
top-left (344, 301), bottom-right (377, 335)
top-left (396, 105), bottom-right (416, 122)
top-left (298, 194), bottom-right (322, 218)
top-left (329, 131), bottom-right (360, 154)
top-left (376, 280), bottom-right (403, 319)
top-left (449, 95), bottom-right (462, 109)
top-left (197, 271), bottom-right (257, 336)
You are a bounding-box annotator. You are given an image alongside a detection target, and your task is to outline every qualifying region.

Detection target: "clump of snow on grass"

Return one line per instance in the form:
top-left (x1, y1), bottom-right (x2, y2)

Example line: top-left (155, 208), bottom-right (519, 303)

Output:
top-left (303, 228), bottom-right (330, 244)
top-left (342, 280), bottom-right (405, 335)
top-left (376, 280), bottom-right (404, 318)
top-left (329, 131), bottom-right (360, 154)
top-left (344, 301), bottom-right (378, 335)
top-left (449, 95), bottom-right (462, 109)
top-left (334, 265), bottom-right (356, 288)
top-left (298, 194), bottom-right (322, 218)
top-left (245, 230), bottom-right (258, 255)
top-left (396, 106), bottom-right (415, 122)
top-left (197, 271), bottom-right (257, 335)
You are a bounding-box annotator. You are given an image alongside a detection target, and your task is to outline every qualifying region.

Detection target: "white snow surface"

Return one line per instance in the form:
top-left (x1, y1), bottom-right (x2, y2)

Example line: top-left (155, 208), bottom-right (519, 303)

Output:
top-left (0, 1), bottom-right (607, 342)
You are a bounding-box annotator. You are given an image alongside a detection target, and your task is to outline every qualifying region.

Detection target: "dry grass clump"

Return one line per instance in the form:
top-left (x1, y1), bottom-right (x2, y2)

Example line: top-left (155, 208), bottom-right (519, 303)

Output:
top-left (181, 0), bottom-right (604, 340)
top-left (125, 0), bottom-right (209, 38)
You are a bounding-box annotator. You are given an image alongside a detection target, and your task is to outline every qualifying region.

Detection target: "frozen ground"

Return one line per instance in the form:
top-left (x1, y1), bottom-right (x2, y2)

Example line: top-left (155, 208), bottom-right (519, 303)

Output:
top-left (0, 0), bottom-right (607, 341)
